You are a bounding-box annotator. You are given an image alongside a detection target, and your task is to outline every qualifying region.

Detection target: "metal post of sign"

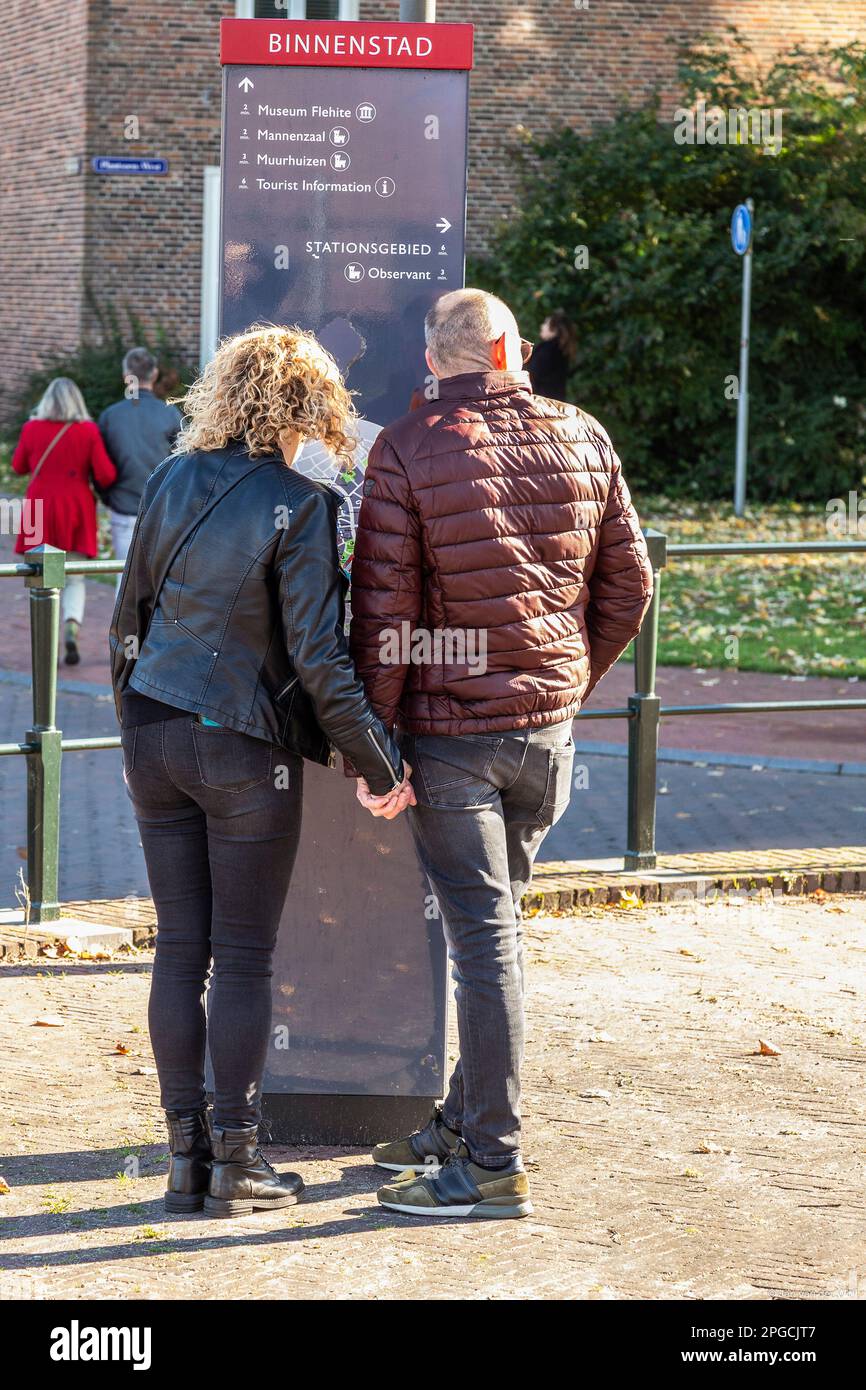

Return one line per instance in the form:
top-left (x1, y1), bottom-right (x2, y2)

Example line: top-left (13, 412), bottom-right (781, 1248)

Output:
top-left (24, 546), bottom-right (66, 924)
top-left (733, 198), bottom-right (754, 517)
top-left (624, 529), bottom-right (666, 871)
top-left (400, 1), bottom-right (436, 19)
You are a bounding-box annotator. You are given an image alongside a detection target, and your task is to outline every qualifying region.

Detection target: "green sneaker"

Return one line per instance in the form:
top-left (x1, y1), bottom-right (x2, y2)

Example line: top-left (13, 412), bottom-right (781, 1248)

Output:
top-left (377, 1141), bottom-right (533, 1220)
top-left (371, 1103), bottom-right (462, 1173)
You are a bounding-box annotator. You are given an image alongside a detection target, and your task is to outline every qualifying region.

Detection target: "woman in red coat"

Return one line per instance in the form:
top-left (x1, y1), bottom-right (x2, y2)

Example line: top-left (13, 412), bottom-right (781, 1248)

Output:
top-left (12, 377), bottom-right (116, 664)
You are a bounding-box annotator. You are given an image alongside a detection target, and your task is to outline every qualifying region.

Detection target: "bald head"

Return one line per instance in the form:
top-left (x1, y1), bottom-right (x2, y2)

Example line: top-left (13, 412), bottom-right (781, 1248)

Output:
top-left (424, 288), bottom-right (524, 378)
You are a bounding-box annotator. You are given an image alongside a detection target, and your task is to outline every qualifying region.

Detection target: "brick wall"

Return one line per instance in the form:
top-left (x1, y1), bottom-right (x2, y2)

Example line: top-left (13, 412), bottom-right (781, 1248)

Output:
top-left (0, 0), bottom-right (90, 422)
top-left (2, 1), bottom-right (865, 423)
top-left (82, 0), bottom-right (232, 373)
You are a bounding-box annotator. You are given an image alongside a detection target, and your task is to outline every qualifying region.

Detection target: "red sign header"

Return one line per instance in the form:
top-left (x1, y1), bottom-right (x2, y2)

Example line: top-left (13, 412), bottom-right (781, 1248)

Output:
top-left (220, 19), bottom-right (474, 71)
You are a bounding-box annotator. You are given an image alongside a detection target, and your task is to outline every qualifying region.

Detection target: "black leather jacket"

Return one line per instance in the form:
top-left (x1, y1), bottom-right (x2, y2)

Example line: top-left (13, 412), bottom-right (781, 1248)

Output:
top-left (109, 444), bottom-right (404, 795)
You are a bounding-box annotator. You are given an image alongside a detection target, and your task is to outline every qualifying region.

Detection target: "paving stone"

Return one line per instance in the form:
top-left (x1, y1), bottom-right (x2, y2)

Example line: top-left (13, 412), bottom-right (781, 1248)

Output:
top-left (2, 895), bottom-right (864, 1300)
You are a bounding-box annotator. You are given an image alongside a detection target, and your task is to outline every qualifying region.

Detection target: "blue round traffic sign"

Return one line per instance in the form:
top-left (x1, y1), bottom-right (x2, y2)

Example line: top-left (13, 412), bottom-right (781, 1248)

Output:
top-left (731, 203), bottom-right (752, 255)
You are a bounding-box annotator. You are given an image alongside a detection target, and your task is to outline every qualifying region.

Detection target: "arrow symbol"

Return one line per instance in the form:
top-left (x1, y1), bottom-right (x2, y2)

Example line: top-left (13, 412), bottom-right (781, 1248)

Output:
top-left (436, 217), bottom-right (451, 233)
top-left (238, 77), bottom-right (254, 92)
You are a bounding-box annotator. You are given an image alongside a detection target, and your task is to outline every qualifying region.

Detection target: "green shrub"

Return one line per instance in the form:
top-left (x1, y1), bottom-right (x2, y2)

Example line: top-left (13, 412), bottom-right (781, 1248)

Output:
top-left (471, 32), bottom-right (866, 501)
top-left (11, 298), bottom-right (194, 436)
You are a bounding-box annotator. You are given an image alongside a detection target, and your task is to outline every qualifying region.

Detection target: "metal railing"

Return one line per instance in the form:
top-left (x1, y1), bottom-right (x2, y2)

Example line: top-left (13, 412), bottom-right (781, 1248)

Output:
top-left (2, 532), bottom-right (866, 922)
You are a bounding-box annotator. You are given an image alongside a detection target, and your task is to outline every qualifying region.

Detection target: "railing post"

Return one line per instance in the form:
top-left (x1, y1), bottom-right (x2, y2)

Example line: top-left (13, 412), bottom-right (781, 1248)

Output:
top-left (625, 528), bottom-right (666, 871)
top-left (24, 545), bottom-right (66, 924)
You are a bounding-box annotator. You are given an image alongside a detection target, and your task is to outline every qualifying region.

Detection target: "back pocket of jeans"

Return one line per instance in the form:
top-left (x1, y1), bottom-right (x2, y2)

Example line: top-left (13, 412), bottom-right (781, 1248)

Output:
top-left (414, 734), bottom-right (502, 808)
top-left (192, 723), bottom-right (272, 793)
top-left (536, 742), bottom-right (575, 828)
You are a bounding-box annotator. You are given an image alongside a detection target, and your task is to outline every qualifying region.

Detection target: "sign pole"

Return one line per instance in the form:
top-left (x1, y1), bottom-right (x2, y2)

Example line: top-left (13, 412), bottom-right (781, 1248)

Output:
top-left (732, 198), bottom-right (754, 517)
top-left (400, 1), bottom-right (436, 18)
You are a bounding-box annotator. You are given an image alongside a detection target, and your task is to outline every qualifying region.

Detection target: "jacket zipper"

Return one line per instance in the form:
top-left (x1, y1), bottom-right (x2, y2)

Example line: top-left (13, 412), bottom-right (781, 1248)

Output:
top-left (276, 676), bottom-right (299, 702)
top-left (365, 726), bottom-right (401, 791)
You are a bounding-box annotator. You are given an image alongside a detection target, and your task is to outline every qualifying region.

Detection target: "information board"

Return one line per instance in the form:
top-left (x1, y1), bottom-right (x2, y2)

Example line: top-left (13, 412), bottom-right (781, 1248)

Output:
top-left (219, 19), bottom-right (473, 1141)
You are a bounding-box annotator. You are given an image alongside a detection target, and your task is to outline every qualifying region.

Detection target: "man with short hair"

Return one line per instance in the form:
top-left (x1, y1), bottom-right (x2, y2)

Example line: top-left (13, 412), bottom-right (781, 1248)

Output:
top-left (349, 288), bottom-right (653, 1219)
top-left (98, 347), bottom-right (182, 586)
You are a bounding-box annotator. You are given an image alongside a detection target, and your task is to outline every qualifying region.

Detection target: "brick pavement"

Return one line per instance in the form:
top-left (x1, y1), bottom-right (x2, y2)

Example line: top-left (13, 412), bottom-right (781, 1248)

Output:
top-left (1, 895), bottom-right (864, 1301)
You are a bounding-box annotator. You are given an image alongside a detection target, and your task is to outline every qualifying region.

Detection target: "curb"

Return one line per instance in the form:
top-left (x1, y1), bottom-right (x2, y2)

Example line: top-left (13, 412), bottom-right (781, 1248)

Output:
top-left (526, 865), bottom-right (866, 915)
top-left (2, 864), bottom-right (864, 958)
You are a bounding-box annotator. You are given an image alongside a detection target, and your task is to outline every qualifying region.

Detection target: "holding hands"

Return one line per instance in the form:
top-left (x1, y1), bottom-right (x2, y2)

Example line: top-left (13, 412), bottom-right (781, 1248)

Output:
top-left (356, 760), bottom-right (416, 820)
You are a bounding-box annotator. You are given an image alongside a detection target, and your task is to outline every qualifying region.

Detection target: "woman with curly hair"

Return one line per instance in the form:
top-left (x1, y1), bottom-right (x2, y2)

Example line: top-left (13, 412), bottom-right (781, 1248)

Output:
top-left (110, 324), bottom-right (413, 1218)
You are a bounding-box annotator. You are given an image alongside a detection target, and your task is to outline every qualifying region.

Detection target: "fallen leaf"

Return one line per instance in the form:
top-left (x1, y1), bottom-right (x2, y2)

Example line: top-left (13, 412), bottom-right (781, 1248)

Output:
top-left (756, 1039), bottom-right (781, 1056)
top-left (113, 1042), bottom-right (132, 1055)
top-left (618, 890), bottom-right (643, 910)
top-left (0, 1176), bottom-right (11, 1195)
top-left (580, 1088), bottom-right (612, 1101)
top-left (33, 1015), bottom-right (65, 1028)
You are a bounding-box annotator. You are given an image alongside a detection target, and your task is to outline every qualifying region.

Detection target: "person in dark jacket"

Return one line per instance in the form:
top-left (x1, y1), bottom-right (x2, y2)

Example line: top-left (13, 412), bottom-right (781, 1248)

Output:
top-left (98, 347), bottom-right (182, 590)
top-left (110, 324), bottom-right (413, 1219)
top-left (348, 289), bottom-right (653, 1220)
top-left (526, 308), bottom-right (577, 403)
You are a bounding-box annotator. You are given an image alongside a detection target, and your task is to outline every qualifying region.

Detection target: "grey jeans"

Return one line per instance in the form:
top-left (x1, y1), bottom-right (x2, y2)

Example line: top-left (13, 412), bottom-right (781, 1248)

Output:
top-left (401, 721), bottom-right (574, 1166)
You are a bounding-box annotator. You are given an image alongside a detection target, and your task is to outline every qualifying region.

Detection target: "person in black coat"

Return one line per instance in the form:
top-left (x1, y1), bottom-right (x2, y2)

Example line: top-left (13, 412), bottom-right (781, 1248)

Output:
top-left (110, 324), bottom-right (413, 1220)
top-left (526, 309), bottom-right (577, 403)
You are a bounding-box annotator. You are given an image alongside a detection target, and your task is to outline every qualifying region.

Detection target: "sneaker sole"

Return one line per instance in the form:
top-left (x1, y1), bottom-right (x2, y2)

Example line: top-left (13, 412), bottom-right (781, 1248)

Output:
top-left (204, 1192), bottom-right (303, 1218)
top-left (373, 1158), bottom-right (442, 1173)
top-left (378, 1198), bottom-right (533, 1220)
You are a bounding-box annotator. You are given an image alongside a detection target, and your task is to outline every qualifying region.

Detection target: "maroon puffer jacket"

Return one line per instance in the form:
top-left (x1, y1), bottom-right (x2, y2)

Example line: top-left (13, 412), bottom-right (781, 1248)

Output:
top-left (348, 371), bottom-right (653, 737)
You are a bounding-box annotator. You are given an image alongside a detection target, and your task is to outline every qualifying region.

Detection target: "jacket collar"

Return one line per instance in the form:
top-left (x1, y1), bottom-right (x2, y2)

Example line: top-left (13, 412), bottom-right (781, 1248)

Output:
top-left (435, 370), bottom-right (533, 401)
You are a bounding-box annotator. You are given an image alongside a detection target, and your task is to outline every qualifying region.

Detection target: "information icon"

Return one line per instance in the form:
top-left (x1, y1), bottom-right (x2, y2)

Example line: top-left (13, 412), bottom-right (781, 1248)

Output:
top-left (375, 176), bottom-right (395, 198)
top-left (356, 102), bottom-right (376, 122)
top-left (329, 126), bottom-right (350, 146)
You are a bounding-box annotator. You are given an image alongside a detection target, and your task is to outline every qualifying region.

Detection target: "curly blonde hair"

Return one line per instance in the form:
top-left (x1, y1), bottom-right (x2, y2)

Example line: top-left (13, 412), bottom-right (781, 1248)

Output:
top-left (174, 323), bottom-right (356, 462)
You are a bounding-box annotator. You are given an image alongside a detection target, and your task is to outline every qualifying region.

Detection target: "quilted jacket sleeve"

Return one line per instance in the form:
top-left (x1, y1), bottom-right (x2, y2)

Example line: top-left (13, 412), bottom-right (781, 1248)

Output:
top-left (348, 434), bottom-right (423, 730)
top-left (583, 448), bottom-right (654, 699)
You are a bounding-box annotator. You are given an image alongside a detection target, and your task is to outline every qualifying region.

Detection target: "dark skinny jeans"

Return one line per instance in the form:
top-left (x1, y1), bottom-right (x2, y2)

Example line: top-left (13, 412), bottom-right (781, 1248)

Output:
top-left (121, 717), bottom-right (302, 1128)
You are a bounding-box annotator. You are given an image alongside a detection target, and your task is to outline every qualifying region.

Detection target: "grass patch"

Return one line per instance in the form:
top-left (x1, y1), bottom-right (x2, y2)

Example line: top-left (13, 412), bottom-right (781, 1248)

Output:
top-left (639, 496), bottom-right (866, 678)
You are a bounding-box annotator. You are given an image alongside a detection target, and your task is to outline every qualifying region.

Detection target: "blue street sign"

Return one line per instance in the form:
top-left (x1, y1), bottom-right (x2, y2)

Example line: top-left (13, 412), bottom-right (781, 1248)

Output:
top-left (731, 203), bottom-right (752, 255)
top-left (91, 156), bottom-right (168, 175)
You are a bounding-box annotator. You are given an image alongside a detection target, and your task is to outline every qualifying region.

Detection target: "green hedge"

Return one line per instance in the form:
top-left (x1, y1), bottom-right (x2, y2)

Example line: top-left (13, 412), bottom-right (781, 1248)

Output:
top-left (471, 33), bottom-right (866, 501)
